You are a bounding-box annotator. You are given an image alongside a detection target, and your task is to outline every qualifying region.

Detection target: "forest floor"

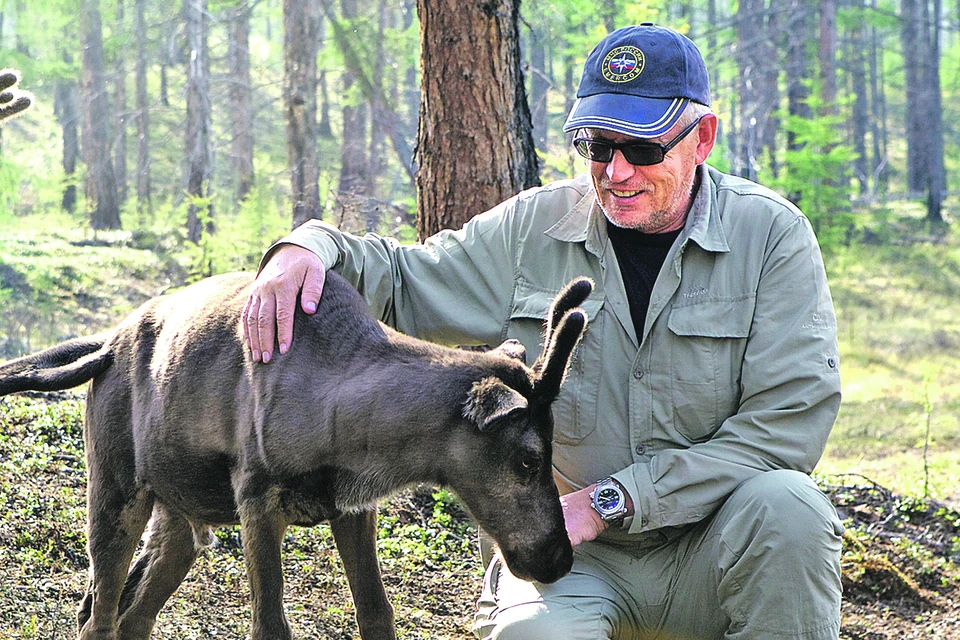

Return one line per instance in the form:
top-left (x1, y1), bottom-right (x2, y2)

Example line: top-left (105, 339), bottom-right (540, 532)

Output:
top-left (1, 392), bottom-right (959, 639)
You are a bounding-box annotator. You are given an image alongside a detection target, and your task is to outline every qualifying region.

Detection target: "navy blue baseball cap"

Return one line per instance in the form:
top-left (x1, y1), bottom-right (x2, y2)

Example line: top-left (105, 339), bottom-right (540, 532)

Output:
top-left (563, 24), bottom-right (710, 138)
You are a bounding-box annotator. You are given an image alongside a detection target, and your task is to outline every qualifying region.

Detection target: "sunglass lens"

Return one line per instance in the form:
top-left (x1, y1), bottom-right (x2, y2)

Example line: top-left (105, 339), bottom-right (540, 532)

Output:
top-left (575, 139), bottom-right (613, 163)
top-left (621, 145), bottom-right (664, 166)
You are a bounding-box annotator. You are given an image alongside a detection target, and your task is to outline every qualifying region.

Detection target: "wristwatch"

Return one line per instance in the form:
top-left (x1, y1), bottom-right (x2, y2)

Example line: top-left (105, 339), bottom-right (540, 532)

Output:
top-left (589, 477), bottom-right (629, 526)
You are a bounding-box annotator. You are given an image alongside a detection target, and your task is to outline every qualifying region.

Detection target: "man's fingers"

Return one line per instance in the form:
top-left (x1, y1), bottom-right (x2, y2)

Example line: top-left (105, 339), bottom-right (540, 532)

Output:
top-left (244, 294), bottom-right (264, 361)
top-left (256, 292), bottom-right (278, 363)
top-left (300, 267), bottom-right (326, 315)
top-left (275, 284), bottom-right (299, 356)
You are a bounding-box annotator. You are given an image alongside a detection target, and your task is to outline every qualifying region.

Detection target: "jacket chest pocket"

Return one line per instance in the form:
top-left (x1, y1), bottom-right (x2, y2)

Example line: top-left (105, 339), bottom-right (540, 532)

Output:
top-left (507, 282), bottom-right (605, 445)
top-left (666, 296), bottom-right (754, 443)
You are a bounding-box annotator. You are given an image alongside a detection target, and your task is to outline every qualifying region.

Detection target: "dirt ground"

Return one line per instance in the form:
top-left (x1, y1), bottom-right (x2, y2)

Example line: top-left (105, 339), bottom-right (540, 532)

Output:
top-left (1, 393), bottom-right (959, 639)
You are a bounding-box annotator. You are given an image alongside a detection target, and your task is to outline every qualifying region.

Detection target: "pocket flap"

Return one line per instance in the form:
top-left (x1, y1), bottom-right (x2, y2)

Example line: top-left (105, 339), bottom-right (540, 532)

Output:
top-left (511, 281), bottom-right (604, 322)
top-left (668, 295), bottom-right (755, 338)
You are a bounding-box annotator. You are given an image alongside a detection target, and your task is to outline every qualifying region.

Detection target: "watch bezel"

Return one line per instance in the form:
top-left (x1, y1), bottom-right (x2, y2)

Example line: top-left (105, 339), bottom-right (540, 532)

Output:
top-left (590, 477), bottom-right (629, 523)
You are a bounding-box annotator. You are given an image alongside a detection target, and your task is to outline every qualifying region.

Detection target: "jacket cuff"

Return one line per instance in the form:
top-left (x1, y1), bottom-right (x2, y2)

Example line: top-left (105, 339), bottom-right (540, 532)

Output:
top-left (611, 465), bottom-right (655, 534)
top-left (256, 220), bottom-right (342, 275)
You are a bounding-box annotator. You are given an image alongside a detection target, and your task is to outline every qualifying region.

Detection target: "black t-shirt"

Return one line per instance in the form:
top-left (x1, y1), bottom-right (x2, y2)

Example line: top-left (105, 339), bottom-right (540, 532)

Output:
top-left (607, 221), bottom-right (682, 340)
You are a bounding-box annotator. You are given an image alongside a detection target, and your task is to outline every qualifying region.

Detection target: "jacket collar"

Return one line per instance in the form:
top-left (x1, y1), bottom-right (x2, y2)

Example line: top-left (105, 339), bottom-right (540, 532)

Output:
top-left (544, 165), bottom-right (729, 255)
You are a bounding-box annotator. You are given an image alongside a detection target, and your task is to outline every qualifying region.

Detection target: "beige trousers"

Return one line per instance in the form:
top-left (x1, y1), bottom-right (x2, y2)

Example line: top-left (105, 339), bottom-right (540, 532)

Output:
top-left (474, 470), bottom-right (844, 640)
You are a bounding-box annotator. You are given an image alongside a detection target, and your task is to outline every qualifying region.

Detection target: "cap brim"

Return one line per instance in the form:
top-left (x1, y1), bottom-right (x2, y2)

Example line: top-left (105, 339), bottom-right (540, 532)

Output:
top-left (563, 95), bottom-right (688, 138)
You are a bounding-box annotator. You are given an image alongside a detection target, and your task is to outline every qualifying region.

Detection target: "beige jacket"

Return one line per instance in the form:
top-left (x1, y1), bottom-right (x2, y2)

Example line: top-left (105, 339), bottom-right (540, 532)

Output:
top-left (265, 164), bottom-right (841, 541)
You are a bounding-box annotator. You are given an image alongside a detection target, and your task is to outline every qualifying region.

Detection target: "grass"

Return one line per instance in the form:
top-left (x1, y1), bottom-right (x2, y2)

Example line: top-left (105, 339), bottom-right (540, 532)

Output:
top-left (2, 208), bottom-right (960, 637)
top-left (820, 237), bottom-right (960, 505)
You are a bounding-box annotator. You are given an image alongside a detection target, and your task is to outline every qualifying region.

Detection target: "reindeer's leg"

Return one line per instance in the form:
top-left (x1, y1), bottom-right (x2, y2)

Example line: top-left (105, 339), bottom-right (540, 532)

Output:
top-left (238, 493), bottom-right (292, 640)
top-left (77, 474), bottom-right (153, 640)
top-left (110, 505), bottom-right (201, 639)
top-left (331, 510), bottom-right (396, 640)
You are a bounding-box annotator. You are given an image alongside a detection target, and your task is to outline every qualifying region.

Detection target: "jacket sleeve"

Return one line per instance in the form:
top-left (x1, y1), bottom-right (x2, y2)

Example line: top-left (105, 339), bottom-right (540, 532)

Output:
top-left (612, 215), bottom-right (842, 533)
top-left (257, 201), bottom-right (522, 348)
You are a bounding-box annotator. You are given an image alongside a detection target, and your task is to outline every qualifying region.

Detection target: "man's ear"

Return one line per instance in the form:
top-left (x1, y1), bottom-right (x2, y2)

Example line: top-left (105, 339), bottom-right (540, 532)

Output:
top-left (695, 113), bottom-right (718, 164)
top-left (463, 377), bottom-right (528, 431)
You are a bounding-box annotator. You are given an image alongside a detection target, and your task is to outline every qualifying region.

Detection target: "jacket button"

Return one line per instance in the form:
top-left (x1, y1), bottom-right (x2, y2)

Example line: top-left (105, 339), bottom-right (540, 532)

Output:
top-left (633, 369), bottom-right (644, 380)
top-left (827, 357), bottom-right (837, 368)
top-left (635, 443), bottom-right (646, 455)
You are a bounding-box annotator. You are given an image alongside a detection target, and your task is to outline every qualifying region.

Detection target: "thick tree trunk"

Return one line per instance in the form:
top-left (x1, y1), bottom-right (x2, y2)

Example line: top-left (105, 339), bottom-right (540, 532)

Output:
top-left (901, 0), bottom-right (927, 192)
top-left (55, 51), bottom-right (80, 214)
top-left (184, 0), bottom-right (214, 244)
top-left (80, 0), bottom-right (121, 230)
top-left (229, 1), bottom-right (255, 204)
top-left (284, 0), bottom-right (321, 228)
top-left (135, 0), bottom-right (151, 217)
top-left (415, 0), bottom-right (539, 239)
top-left (335, 0), bottom-right (371, 234)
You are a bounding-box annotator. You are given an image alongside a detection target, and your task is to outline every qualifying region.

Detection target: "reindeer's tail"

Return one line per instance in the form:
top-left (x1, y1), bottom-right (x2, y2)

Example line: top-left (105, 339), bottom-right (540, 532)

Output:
top-left (0, 334), bottom-right (113, 396)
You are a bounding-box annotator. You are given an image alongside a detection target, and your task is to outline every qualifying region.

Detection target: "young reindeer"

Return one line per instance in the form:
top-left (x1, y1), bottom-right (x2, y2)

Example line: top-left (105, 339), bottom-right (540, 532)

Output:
top-left (0, 270), bottom-right (592, 640)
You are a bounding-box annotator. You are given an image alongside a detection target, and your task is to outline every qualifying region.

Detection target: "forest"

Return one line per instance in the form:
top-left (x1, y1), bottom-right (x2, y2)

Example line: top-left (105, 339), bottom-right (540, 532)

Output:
top-left (0, 0), bottom-right (956, 255)
top-left (2, 0), bottom-right (960, 638)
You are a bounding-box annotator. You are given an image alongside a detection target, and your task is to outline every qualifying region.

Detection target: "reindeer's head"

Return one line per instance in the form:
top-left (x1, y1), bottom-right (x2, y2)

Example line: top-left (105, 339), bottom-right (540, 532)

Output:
top-left (0, 69), bottom-right (34, 123)
top-left (448, 277), bottom-right (593, 584)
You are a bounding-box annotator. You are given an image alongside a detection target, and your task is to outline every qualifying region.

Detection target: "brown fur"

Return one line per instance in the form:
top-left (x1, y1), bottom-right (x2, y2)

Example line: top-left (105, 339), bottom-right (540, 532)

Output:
top-left (0, 270), bottom-right (592, 640)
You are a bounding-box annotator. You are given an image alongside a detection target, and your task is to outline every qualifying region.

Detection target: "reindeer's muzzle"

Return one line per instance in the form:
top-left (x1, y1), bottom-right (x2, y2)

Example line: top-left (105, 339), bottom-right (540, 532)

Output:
top-left (501, 530), bottom-right (573, 584)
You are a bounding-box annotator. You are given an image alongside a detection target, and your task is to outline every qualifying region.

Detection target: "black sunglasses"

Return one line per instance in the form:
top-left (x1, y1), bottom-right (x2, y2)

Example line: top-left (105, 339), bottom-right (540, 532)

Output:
top-left (573, 116), bottom-right (704, 166)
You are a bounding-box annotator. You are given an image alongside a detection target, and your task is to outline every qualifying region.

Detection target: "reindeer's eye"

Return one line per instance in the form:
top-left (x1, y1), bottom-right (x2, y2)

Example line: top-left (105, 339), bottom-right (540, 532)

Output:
top-left (517, 452), bottom-right (541, 477)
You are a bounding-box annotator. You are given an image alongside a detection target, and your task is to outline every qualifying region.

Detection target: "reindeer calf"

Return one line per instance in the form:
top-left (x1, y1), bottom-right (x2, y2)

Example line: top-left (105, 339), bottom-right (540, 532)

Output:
top-left (0, 270), bottom-right (591, 640)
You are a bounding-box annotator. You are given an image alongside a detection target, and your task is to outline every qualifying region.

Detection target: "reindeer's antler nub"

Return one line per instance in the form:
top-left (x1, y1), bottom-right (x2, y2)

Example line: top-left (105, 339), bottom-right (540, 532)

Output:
top-left (543, 277), bottom-right (593, 346)
top-left (0, 68), bottom-right (34, 123)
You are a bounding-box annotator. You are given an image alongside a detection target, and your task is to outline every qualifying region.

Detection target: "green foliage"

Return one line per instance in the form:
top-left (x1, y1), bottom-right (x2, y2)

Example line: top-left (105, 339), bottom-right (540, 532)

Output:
top-left (775, 86), bottom-right (856, 249)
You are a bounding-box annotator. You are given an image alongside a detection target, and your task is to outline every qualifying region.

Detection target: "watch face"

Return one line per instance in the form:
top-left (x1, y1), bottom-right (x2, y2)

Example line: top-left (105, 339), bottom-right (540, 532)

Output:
top-left (596, 486), bottom-right (623, 513)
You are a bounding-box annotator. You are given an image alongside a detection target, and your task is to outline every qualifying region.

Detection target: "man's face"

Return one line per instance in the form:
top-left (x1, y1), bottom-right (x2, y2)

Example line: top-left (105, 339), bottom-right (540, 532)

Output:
top-left (585, 114), bottom-right (716, 233)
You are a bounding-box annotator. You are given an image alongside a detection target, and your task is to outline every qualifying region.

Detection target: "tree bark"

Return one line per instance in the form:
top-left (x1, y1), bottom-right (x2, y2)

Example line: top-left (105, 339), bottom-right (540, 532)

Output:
top-left (284, 0), bottom-right (322, 227)
top-left (335, 0), bottom-right (372, 234)
top-left (229, 0), bottom-right (255, 204)
top-left (901, 0), bottom-right (927, 192)
top-left (135, 0), bottom-right (151, 217)
top-left (415, 0), bottom-right (539, 239)
top-left (114, 0), bottom-right (128, 205)
top-left (80, 0), bottom-right (121, 230)
top-left (184, 0), bottom-right (214, 244)
top-left (55, 51), bottom-right (80, 214)
top-left (849, 0), bottom-right (869, 195)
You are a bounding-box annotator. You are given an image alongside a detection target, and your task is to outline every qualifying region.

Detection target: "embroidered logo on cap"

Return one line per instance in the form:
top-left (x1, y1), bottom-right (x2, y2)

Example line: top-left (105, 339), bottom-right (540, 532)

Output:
top-left (602, 46), bottom-right (645, 83)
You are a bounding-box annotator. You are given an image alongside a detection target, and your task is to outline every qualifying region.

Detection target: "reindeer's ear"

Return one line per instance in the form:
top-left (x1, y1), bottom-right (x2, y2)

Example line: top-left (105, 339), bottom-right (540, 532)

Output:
top-left (534, 308), bottom-right (587, 404)
top-left (492, 338), bottom-right (526, 363)
top-left (463, 377), bottom-right (528, 431)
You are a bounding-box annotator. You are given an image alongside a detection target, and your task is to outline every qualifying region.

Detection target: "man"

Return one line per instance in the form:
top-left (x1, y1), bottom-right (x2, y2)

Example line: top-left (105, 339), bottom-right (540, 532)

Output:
top-left (244, 24), bottom-right (844, 640)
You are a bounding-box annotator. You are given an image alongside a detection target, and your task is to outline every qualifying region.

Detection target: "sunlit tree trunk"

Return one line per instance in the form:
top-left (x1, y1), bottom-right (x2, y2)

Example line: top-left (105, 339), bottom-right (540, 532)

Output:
top-left (284, 0), bottom-right (322, 227)
top-left (229, 0), bottom-right (255, 204)
top-left (55, 50), bottom-right (80, 214)
top-left (184, 0), bottom-right (213, 244)
top-left (135, 0), bottom-right (151, 217)
top-left (415, 0), bottom-right (539, 239)
top-left (336, 0), bottom-right (371, 233)
top-left (114, 0), bottom-right (128, 206)
top-left (80, 0), bottom-right (121, 230)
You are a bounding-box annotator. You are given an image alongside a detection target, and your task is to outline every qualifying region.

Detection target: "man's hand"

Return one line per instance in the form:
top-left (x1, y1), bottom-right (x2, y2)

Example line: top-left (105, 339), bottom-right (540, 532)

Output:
top-left (559, 485), bottom-right (608, 547)
top-left (243, 245), bottom-right (326, 363)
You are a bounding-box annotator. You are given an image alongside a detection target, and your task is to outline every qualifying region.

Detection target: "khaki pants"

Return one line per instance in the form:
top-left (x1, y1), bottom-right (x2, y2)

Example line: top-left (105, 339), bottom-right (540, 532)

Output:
top-left (474, 470), bottom-right (843, 640)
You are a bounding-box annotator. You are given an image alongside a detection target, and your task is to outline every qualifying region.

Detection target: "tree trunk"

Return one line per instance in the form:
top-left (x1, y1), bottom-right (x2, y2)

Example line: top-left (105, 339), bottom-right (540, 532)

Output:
top-left (415, 0), bottom-right (539, 239)
top-left (363, 0), bottom-right (390, 232)
top-left (184, 0), bottom-right (214, 244)
top-left (786, 0), bottom-right (813, 153)
top-left (284, 0), bottom-right (322, 227)
top-left (55, 51), bottom-right (80, 214)
top-left (868, 0), bottom-right (887, 194)
top-left (229, 0), bottom-right (255, 204)
top-left (335, 0), bottom-right (371, 234)
top-left (528, 27), bottom-right (549, 157)
top-left (818, 0), bottom-right (838, 113)
top-left (80, 0), bottom-right (121, 230)
top-left (925, 0), bottom-right (945, 229)
top-left (114, 0), bottom-right (128, 205)
top-left (135, 0), bottom-right (151, 218)
top-left (901, 0), bottom-right (927, 192)
top-left (849, 0), bottom-right (869, 195)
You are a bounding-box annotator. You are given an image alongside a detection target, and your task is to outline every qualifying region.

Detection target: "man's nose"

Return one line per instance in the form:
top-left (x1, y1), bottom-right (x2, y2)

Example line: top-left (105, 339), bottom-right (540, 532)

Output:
top-left (605, 149), bottom-right (636, 182)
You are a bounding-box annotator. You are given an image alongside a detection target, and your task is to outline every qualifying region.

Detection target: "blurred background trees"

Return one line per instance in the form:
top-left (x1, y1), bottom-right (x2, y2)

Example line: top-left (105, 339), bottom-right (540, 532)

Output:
top-left (0, 0), bottom-right (956, 251)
